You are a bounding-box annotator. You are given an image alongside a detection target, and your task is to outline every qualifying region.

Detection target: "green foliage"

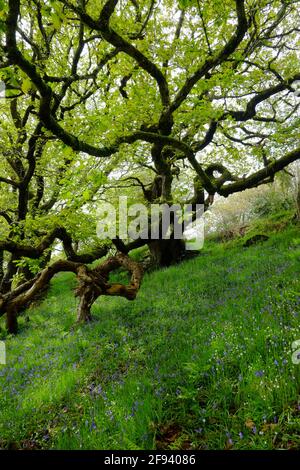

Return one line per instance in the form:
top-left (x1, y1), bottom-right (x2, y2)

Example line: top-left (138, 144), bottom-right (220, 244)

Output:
top-left (205, 178), bottom-right (298, 243)
top-left (178, 0), bottom-right (197, 8)
top-left (250, 189), bottom-right (294, 218)
top-left (0, 0), bottom-right (299, 276)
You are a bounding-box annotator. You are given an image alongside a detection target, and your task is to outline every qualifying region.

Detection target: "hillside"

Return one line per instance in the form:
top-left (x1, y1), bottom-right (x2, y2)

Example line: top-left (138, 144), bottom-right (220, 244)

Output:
top-left (0, 219), bottom-right (300, 450)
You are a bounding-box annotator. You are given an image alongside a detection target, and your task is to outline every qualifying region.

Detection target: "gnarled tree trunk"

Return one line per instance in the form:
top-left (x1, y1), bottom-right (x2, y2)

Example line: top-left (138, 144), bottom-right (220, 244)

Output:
top-left (148, 239), bottom-right (186, 267)
top-left (0, 253), bottom-right (143, 334)
top-left (0, 254), bottom-right (19, 294)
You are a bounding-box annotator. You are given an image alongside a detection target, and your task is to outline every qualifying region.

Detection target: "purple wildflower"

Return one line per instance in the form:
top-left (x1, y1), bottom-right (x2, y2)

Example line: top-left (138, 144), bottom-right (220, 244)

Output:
top-left (254, 370), bottom-right (264, 377)
top-left (90, 420), bottom-right (97, 431)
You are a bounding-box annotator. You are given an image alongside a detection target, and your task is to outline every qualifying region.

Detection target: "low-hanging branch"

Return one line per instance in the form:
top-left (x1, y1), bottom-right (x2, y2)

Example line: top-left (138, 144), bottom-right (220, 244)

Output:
top-left (218, 146), bottom-right (300, 196)
top-left (0, 226), bottom-right (109, 263)
top-left (0, 252), bottom-right (143, 334)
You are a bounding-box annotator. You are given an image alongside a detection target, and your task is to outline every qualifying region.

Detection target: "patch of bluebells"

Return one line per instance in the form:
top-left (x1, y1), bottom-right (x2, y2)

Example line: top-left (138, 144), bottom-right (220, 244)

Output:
top-left (88, 383), bottom-right (108, 401)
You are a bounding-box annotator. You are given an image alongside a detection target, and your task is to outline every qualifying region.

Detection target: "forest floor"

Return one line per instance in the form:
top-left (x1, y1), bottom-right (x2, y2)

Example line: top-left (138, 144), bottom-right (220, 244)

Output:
top-left (0, 212), bottom-right (300, 450)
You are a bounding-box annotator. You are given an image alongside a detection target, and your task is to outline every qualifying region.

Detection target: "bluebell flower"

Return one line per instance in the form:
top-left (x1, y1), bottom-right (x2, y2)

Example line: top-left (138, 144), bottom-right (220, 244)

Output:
top-left (254, 370), bottom-right (264, 377)
top-left (90, 420), bottom-right (97, 431)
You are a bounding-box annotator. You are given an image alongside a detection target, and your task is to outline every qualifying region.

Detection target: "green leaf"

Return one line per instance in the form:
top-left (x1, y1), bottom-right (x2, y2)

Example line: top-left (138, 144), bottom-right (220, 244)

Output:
top-left (82, 189), bottom-right (90, 201)
top-left (178, 0), bottom-right (196, 8)
top-left (21, 78), bottom-right (32, 94)
top-left (51, 12), bottom-right (62, 30)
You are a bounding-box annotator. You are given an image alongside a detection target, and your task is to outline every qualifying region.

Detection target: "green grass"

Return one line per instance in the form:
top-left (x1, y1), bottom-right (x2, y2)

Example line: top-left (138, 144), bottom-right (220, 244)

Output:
top-left (0, 223), bottom-right (300, 450)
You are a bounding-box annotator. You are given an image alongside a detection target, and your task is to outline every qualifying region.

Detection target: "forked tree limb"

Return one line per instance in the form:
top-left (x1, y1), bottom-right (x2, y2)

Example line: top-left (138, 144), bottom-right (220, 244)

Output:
top-left (0, 226), bottom-right (110, 263)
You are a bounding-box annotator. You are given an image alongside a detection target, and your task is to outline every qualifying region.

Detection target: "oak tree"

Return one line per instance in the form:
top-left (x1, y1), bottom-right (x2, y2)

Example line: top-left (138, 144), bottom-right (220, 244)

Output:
top-left (0, 0), bottom-right (299, 331)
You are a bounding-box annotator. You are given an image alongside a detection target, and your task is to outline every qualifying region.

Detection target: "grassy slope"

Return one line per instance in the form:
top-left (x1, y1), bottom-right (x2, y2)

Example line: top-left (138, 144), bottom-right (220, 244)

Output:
top-left (0, 220), bottom-right (300, 450)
